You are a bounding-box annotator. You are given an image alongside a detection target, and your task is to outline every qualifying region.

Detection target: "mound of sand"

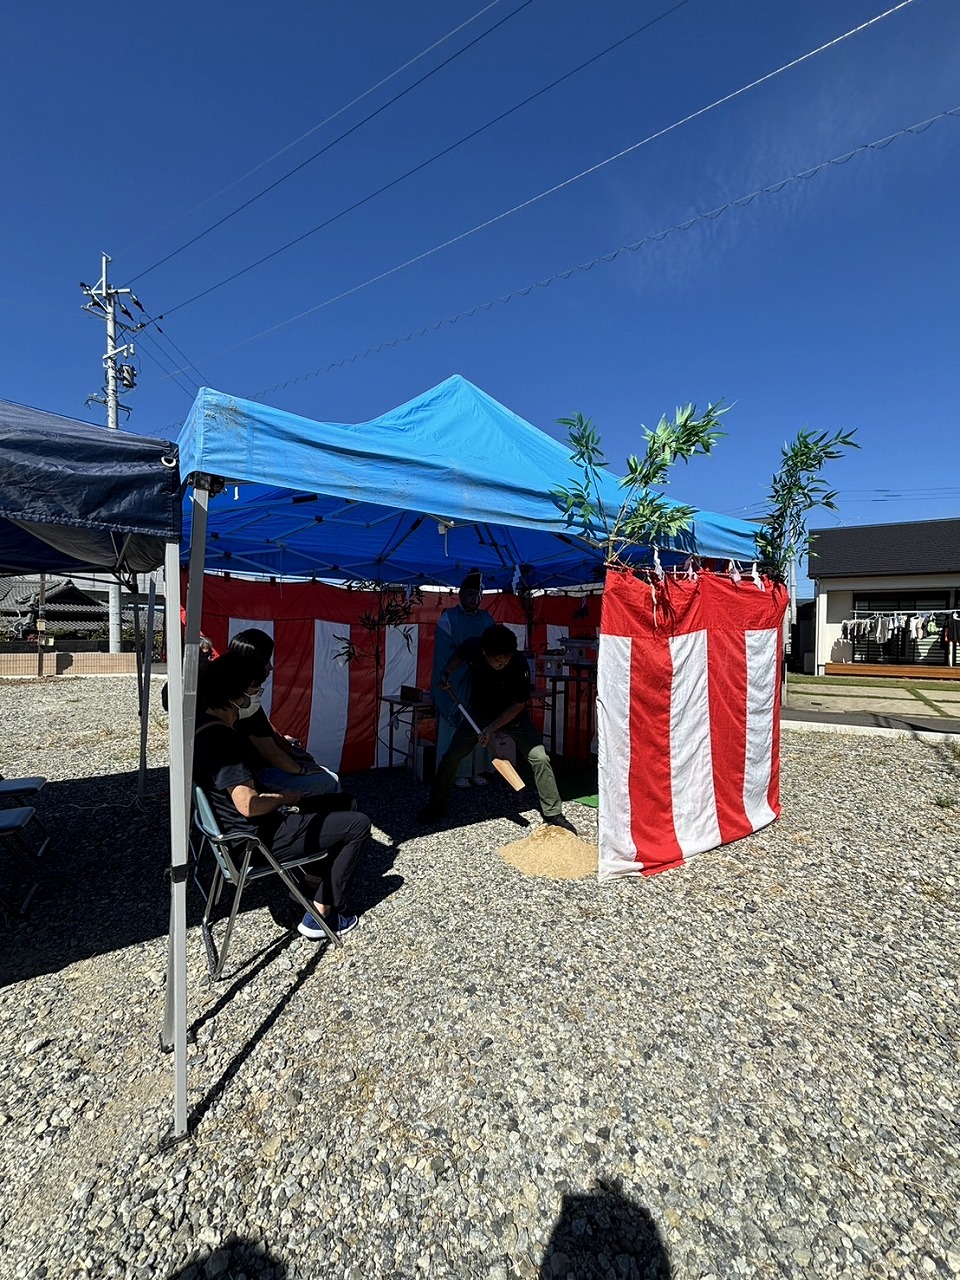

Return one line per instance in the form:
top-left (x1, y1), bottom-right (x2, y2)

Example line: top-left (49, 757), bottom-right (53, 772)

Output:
top-left (497, 822), bottom-right (598, 879)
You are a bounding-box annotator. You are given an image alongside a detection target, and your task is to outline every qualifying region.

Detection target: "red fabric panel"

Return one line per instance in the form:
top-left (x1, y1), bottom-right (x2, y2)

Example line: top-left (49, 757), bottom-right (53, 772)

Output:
top-left (629, 628), bottom-right (684, 874)
top-left (272, 615), bottom-right (314, 747)
top-left (341, 621), bottom-right (377, 773)
top-left (599, 569), bottom-right (787, 876)
top-left (768, 671), bottom-right (782, 819)
top-left (601, 574), bottom-right (683, 872)
top-left (706, 611), bottom-right (750, 845)
top-left (196, 575), bottom-right (595, 773)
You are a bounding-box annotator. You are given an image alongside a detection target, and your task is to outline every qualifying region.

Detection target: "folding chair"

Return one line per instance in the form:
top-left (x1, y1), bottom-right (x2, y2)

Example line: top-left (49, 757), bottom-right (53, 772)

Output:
top-left (0, 806), bottom-right (50, 921)
top-left (190, 784), bottom-right (341, 980)
top-left (0, 772), bottom-right (47, 805)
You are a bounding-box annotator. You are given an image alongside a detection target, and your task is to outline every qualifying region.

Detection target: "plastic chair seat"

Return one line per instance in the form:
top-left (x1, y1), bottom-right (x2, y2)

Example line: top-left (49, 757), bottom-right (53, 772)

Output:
top-left (190, 784), bottom-right (341, 979)
top-left (0, 776), bottom-right (46, 803)
top-left (0, 805), bottom-right (49, 921)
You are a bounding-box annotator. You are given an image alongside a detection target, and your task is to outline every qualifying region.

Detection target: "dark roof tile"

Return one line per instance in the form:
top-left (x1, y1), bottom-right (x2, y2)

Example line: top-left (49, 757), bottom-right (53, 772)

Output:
top-left (808, 518), bottom-right (960, 578)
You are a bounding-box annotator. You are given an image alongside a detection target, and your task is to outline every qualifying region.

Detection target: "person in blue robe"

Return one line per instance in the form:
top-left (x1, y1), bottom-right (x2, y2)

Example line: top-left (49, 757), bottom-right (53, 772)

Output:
top-left (431, 569), bottom-right (494, 786)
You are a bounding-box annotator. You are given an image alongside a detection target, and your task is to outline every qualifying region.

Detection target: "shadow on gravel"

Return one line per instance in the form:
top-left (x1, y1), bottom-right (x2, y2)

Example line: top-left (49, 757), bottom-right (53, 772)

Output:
top-left (0, 769), bottom-right (172, 987)
top-left (188, 943), bottom-right (325, 1133)
top-left (538, 1180), bottom-right (671, 1279)
top-left (167, 1233), bottom-right (288, 1279)
top-left (0, 770), bottom-right (405, 988)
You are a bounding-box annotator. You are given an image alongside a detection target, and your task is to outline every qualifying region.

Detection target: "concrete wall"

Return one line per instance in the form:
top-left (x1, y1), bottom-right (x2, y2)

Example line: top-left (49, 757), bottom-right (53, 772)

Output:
top-left (0, 652), bottom-right (142, 678)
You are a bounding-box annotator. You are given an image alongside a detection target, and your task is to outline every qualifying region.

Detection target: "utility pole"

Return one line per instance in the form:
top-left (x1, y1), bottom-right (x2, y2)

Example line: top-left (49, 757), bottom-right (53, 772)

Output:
top-left (81, 254), bottom-right (140, 654)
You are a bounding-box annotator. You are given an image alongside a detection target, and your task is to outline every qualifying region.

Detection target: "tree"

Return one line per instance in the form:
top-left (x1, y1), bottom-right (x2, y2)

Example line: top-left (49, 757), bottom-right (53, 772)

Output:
top-left (552, 401), bottom-right (729, 566)
top-left (755, 428), bottom-right (860, 583)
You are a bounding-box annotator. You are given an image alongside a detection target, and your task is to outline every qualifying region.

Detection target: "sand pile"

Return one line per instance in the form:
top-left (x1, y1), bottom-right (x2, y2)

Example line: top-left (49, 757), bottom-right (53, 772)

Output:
top-left (497, 821), bottom-right (598, 879)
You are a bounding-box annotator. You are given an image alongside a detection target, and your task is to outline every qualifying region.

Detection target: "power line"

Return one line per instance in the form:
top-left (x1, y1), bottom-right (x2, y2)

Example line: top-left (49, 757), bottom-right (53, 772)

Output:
top-left (149, 0), bottom-right (919, 373)
top-left (245, 106), bottom-right (958, 396)
top-left (145, 321), bottom-right (211, 387)
top-left (849, 493), bottom-right (960, 503)
top-left (135, 334), bottom-right (199, 400)
top-left (192, 102), bottom-right (960, 400)
top-left (117, 0), bottom-right (513, 263)
top-left (125, 0), bottom-right (536, 285)
top-left (147, 0), bottom-right (695, 317)
top-left (723, 486), bottom-right (960, 515)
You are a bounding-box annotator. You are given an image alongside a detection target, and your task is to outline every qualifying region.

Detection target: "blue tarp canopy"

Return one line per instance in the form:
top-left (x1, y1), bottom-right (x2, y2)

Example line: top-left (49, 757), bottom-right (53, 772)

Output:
top-left (178, 375), bottom-right (758, 588)
top-left (0, 399), bottom-right (181, 575)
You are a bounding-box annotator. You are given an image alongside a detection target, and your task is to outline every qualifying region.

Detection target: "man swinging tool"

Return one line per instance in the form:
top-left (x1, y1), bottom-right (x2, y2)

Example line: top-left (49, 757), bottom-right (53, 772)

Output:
top-left (417, 623), bottom-right (576, 833)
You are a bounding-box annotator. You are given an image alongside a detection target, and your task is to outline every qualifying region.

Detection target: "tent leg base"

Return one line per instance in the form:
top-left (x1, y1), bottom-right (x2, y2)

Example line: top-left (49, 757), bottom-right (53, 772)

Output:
top-left (158, 1028), bottom-right (195, 1055)
top-left (157, 1123), bottom-right (193, 1152)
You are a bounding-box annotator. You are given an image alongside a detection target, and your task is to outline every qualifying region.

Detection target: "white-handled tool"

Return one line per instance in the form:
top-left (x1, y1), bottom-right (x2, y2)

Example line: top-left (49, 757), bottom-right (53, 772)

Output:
top-left (443, 685), bottom-right (525, 792)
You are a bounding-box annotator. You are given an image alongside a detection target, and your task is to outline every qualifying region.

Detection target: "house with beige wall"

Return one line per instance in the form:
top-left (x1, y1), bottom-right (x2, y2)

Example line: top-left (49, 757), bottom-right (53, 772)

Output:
top-left (808, 518), bottom-right (960, 677)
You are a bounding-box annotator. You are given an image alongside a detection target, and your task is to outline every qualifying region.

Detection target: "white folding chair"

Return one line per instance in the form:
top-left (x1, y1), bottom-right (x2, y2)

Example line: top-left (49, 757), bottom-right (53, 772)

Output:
top-left (190, 785), bottom-right (341, 980)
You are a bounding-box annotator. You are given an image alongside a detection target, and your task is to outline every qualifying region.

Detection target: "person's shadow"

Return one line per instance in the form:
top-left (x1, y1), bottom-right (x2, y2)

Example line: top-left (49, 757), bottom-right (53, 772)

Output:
top-left (166, 1233), bottom-right (287, 1278)
top-left (539, 1180), bottom-right (672, 1279)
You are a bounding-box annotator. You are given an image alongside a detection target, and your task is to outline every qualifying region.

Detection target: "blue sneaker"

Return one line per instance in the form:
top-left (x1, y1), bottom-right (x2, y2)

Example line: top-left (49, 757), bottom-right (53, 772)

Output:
top-left (298, 911), bottom-right (333, 940)
top-left (333, 912), bottom-right (360, 937)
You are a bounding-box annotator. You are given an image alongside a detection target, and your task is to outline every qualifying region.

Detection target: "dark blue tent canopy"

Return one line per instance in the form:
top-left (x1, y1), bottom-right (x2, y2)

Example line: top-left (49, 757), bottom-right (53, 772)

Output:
top-left (0, 399), bottom-right (181, 575)
top-left (178, 376), bottom-right (759, 588)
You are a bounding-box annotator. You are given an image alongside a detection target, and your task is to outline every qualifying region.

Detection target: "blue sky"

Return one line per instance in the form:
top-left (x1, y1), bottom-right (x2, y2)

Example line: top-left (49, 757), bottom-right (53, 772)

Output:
top-left (3, 0), bottom-right (958, 588)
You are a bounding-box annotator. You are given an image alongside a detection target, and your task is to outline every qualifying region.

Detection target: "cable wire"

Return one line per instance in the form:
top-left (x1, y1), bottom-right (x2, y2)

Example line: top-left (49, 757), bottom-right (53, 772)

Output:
top-left (148, 0), bottom-right (694, 315)
top-left (134, 332), bottom-right (199, 400)
top-left (117, 0), bottom-right (512, 262)
top-left (151, 0), bottom-right (918, 360)
top-left (722, 484), bottom-right (960, 515)
top-left (125, 0), bottom-right (536, 285)
top-left (146, 322), bottom-right (211, 388)
top-left (187, 102), bottom-right (960, 398)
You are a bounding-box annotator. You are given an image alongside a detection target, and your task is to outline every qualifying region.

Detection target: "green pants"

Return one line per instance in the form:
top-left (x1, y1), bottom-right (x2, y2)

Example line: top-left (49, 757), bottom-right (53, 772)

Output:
top-left (430, 713), bottom-right (562, 817)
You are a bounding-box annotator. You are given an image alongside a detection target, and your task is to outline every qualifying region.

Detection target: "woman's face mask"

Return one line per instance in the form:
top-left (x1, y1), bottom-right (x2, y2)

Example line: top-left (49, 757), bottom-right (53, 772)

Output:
top-left (236, 688), bottom-right (263, 718)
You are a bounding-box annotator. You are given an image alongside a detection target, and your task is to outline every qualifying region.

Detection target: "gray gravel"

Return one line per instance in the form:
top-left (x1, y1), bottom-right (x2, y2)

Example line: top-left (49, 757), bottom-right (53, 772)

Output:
top-left (0, 674), bottom-right (958, 1280)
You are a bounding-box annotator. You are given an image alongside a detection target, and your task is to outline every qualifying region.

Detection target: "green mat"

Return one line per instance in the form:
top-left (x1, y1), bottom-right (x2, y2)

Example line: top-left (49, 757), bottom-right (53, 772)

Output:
top-left (554, 761), bottom-right (599, 808)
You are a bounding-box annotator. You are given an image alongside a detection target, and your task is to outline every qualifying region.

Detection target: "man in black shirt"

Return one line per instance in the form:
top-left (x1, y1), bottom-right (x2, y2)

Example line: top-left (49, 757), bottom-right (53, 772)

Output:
top-left (194, 653), bottom-right (370, 939)
top-left (417, 624), bottom-right (575, 832)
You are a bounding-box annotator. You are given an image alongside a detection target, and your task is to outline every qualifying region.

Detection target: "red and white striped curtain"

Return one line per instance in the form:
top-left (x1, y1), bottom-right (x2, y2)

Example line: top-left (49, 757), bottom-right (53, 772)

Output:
top-left (597, 569), bottom-right (788, 879)
top-left (196, 576), bottom-right (601, 773)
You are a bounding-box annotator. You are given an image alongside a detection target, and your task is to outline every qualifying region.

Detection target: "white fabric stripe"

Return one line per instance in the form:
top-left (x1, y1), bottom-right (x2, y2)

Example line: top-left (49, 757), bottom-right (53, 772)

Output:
top-left (228, 617), bottom-right (274, 714)
top-left (668, 629), bottom-right (721, 856)
top-left (504, 622), bottom-right (526, 649)
top-left (544, 624), bottom-right (567, 755)
top-left (597, 633), bottom-right (637, 880)
top-left (377, 626), bottom-right (420, 767)
top-left (743, 628), bottom-right (778, 830)
top-left (306, 620), bottom-right (350, 772)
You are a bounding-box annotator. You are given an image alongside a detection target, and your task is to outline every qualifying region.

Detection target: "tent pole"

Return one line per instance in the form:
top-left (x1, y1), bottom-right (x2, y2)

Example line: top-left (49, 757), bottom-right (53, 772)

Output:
top-left (133, 588), bottom-right (144, 712)
top-left (161, 539), bottom-right (188, 1138)
top-left (160, 486), bottom-right (209, 1140)
top-left (137, 577), bottom-right (157, 802)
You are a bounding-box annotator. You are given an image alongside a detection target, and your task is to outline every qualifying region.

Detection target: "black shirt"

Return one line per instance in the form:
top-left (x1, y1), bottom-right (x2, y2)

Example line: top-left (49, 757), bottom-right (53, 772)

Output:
top-left (193, 715), bottom-right (270, 839)
top-left (457, 638), bottom-right (531, 725)
top-left (233, 706), bottom-right (272, 740)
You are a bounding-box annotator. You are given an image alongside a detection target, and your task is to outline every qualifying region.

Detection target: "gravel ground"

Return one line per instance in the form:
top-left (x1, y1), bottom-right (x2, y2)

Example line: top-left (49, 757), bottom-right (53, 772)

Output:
top-left (0, 675), bottom-right (958, 1280)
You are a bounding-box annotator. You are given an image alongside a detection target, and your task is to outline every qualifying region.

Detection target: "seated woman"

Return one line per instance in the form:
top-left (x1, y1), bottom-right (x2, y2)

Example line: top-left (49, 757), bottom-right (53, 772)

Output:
top-left (193, 652), bottom-right (369, 938)
top-left (229, 627), bottom-right (341, 797)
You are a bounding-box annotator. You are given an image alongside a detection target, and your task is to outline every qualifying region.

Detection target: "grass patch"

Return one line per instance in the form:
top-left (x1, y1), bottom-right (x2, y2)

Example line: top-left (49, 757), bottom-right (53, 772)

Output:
top-left (911, 689), bottom-right (952, 716)
top-left (787, 674), bottom-right (960, 692)
top-left (934, 794), bottom-right (957, 809)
